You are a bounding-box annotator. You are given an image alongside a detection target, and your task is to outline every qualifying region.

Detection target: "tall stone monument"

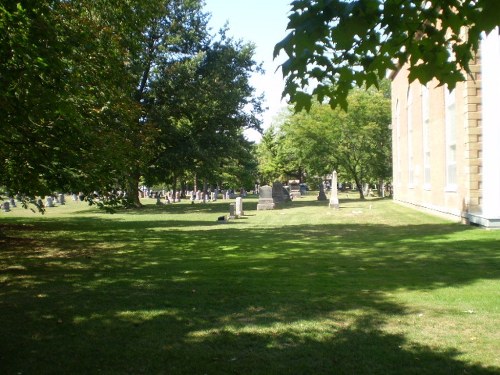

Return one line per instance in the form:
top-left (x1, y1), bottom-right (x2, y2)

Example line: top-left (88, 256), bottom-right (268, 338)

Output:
top-left (235, 197), bottom-right (244, 217)
top-left (329, 170), bottom-right (339, 209)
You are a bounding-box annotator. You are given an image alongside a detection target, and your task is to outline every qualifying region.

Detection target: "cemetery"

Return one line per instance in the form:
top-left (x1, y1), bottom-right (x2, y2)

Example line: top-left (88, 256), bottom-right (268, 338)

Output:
top-left (2, 1), bottom-right (499, 373)
top-left (1, 191), bottom-right (499, 374)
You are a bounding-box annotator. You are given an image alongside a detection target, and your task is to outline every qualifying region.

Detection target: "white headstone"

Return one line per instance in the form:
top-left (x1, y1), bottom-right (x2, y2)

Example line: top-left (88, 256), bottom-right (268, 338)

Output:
top-left (46, 196), bottom-right (54, 207)
top-left (329, 170), bottom-right (339, 209)
top-left (235, 197), bottom-right (243, 217)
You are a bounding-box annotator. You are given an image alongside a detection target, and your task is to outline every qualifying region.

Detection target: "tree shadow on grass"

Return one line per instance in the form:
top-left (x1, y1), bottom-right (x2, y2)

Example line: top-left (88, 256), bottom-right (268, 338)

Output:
top-left (0, 219), bottom-right (499, 374)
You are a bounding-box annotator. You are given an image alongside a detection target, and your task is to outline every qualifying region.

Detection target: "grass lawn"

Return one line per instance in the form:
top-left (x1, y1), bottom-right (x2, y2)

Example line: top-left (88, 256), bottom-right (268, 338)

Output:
top-left (1, 193), bottom-right (499, 374)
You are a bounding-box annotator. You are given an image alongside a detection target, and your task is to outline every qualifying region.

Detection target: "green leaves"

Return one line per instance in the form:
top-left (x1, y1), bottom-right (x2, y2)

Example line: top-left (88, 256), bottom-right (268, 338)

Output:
top-left (275, 0), bottom-right (499, 111)
top-left (259, 86), bottom-right (391, 193)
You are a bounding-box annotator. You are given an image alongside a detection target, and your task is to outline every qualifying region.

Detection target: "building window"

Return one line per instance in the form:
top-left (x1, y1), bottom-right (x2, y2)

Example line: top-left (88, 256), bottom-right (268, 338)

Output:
top-left (407, 87), bottom-right (414, 187)
top-left (422, 84), bottom-right (431, 189)
top-left (445, 87), bottom-right (457, 190)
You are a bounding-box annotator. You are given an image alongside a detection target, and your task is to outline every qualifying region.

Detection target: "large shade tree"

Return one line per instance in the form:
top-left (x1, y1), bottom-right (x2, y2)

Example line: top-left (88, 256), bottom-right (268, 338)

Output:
top-left (275, 0), bottom-right (500, 111)
top-left (144, 30), bottom-right (263, 195)
top-left (125, 0), bottom-right (210, 206)
top-left (0, 0), bottom-right (143, 207)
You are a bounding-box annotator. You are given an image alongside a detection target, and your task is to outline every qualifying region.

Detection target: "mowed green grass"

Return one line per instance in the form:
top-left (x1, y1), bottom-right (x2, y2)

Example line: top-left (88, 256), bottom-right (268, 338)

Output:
top-left (0, 194), bottom-right (499, 374)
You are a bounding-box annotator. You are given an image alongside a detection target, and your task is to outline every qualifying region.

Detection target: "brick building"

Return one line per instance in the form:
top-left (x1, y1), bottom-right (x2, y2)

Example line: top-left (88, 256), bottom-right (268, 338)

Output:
top-left (390, 28), bottom-right (500, 228)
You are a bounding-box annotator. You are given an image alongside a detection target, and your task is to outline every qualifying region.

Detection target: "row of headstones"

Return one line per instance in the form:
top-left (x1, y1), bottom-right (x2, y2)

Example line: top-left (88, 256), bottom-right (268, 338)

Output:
top-left (156, 192), bottom-right (182, 205)
top-left (2, 194), bottom-right (69, 212)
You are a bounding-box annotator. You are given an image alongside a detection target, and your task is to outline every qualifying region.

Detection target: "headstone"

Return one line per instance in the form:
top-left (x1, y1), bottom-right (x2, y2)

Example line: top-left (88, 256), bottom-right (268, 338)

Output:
top-left (329, 170), bottom-right (339, 209)
top-left (289, 180), bottom-right (301, 199)
top-left (156, 197), bottom-right (163, 205)
top-left (37, 198), bottom-right (44, 208)
top-left (46, 196), bottom-right (54, 207)
top-left (235, 197), bottom-right (244, 217)
top-left (2, 202), bottom-right (10, 212)
top-left (9, 197), bottom-right (16, 207)
top-left (317, 182), bottom-right (327, 201)
top-left (229, 203), bottom-right (236, 218)
top-left (282, 187), bottom-right (291, 202)
top-left (58, 194), bottom-right (65, 205)
top-left (72, 193), bottom-right (78, 201)
top-left (257, 185), bottom-right (275, 210)
top-left (272, 181), bottom-right (285, 204)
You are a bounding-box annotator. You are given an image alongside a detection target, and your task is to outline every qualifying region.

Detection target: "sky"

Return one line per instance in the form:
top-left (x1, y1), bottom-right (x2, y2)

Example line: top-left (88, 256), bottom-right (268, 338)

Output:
top-left (203, 0), bottom-right (292, 142)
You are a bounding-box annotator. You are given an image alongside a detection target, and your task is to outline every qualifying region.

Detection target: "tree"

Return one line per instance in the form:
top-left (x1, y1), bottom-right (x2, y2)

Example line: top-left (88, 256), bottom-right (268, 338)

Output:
top-left (275, 0), bottom-right (499, 111)
top-left (144, 30), bottom-right (263, 195)
top-left (271, 86), bottom-right (391, 199)
top-left (125, 0), bottom-right (210, 207)
top-left (0, 0), bottom-right (142, 208)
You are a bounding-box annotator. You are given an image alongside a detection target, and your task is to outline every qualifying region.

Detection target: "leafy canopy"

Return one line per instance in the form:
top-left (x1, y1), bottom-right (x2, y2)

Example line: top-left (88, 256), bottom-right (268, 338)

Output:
top-left (275, 0), bottom-right (500, 111)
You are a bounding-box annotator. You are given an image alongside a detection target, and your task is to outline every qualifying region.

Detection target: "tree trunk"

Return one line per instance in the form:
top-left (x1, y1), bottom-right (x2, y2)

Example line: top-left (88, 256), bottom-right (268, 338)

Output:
top-left (203, 179), bottom-right (208, 201)
top-left (126, 167), bottom-right (143, 208)
top-left (180, 179), bottom-right (187, 199)
top-left (378, 178), bottom-right (385, 198)
top-left (353, 177), bottom-right (365, 200)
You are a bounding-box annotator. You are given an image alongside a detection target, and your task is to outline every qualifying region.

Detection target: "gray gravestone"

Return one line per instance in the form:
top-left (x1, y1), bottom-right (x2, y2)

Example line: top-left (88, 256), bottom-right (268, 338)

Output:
top-left (272, 181), bottom-right (285, 204)
top-left (317, 182), bottom-right (327, 201)
top-left (9, 197), bottom-right (16, 207)
top-left (229, 203), bottom-right (236, 218)
top-left (2, 202), bottom-right (10, 212)
top-left (58, 194), bottom-right (65, 205)
top-left (257, 185), bottom-right (275, 210)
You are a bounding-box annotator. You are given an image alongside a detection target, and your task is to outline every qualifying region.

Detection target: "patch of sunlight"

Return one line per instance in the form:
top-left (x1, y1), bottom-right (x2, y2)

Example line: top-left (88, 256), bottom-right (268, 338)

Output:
top-left (220, 245), bottom-right (240, 251)
top-left (2, 265), bottom-right (27, 271)
top-left (116, 309), bottom-right (180, 322)
top-left (72, 313), bottom-right (106, 324)
top-left (249, 266), bottom-right (271, 271)
top-left (186, 318), bottom-right (344, 344)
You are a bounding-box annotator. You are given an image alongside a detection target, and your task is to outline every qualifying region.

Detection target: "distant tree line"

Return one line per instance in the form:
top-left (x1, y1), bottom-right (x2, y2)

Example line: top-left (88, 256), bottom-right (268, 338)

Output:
top-left (257, 84), bottom-right (392, 199)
